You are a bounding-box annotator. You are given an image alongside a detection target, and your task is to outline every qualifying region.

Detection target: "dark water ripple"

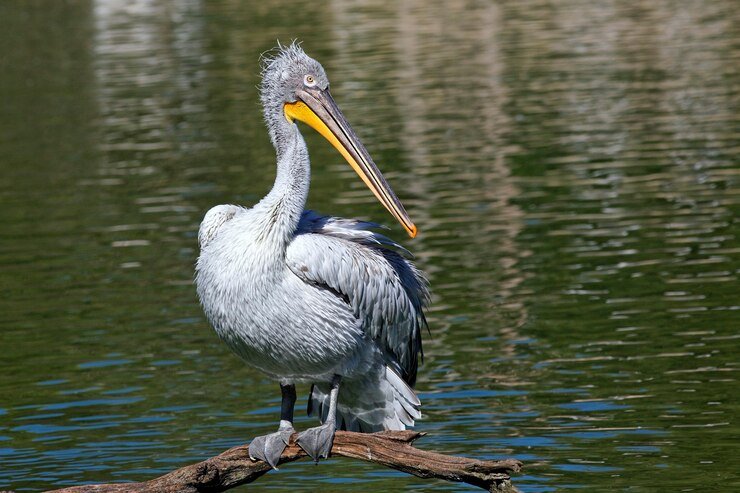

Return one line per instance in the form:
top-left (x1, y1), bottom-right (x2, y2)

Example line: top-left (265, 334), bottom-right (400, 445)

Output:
top-left (1, 0), bottom-right (738, 492)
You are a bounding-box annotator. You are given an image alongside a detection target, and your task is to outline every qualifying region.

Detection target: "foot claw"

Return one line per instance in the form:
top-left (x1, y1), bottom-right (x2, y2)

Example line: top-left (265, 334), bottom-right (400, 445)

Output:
top-left (249, 428), bottom-right (294, 469)
top-left (296, 423), bottom-right (336, 462)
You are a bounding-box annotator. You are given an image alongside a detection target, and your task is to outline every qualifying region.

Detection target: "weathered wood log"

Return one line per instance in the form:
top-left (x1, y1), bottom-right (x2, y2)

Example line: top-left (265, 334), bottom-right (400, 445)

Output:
top-left (45, 431), bottom-right (521, 493)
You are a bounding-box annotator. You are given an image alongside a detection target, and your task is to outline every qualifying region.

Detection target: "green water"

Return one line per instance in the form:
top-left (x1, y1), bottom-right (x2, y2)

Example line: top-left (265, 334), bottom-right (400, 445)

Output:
top-left (1, 1), bottom-right (738, 491)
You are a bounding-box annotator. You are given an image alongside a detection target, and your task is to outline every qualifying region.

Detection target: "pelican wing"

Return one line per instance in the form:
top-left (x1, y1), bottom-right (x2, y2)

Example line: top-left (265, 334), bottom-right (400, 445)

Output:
top-left (286, 211), bottom-right (429, 385)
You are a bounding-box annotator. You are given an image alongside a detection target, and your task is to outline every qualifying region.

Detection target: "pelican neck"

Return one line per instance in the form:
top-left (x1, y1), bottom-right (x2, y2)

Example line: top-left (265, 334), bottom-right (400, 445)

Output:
top-left (255, 121), bottom-right (311, 246)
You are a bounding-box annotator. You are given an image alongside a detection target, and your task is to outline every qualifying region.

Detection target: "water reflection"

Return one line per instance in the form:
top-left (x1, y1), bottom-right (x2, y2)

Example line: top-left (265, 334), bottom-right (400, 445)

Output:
top-left (92, 0), bottom-right (209, 271)
top-left (0, 0), bottom-right (738, 492)
top-left (329, 0), bottom-right (530, 359)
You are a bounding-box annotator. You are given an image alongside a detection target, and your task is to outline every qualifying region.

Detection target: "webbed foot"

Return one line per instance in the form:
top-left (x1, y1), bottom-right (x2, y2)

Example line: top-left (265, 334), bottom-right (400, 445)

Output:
top-left (296, 422), bottom-right (336, 462)
top-left (248, 427), bottom-right (294, 469)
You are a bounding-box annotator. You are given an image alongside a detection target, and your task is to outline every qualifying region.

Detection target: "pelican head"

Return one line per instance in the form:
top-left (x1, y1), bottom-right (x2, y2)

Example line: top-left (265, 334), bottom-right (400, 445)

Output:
top-left (260, 43), bottom-right (417, 238)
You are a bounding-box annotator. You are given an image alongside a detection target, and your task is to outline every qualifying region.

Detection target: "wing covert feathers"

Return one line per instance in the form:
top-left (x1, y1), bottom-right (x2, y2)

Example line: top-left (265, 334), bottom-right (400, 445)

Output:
top-left (287, 211), bottom-right (430, 385)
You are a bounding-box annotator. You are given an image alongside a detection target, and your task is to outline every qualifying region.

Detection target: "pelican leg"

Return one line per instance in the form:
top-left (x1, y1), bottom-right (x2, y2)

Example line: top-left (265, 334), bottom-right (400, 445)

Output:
top-left (249, 383), bottom-right (296, 469)
top-left (297, 375), bottom-right (341, 462)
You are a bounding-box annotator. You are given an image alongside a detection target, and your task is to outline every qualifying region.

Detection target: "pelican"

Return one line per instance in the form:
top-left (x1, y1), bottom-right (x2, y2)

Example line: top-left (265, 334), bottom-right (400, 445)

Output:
top-left (195, 43), bottom-right (429, 467)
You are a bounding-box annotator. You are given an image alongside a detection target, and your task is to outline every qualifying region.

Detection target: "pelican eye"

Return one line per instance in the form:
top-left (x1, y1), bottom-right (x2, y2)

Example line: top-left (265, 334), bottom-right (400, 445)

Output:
top-left (304, 74), bottom-right (317, 87)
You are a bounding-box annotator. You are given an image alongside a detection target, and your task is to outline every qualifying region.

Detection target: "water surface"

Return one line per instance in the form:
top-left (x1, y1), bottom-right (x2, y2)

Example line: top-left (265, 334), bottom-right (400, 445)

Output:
top-left (1, 0), bottom-right (738, 491)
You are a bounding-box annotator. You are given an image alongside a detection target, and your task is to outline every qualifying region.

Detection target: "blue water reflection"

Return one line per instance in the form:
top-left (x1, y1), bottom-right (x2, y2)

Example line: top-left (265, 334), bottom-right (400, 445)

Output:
top-left (1, 0), bottom-right (738, 492)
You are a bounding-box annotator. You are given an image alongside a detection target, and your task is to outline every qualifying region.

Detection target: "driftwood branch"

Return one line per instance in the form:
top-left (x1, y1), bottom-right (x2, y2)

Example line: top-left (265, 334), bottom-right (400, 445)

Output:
top-left (46, 431), bottom-right (521, 493)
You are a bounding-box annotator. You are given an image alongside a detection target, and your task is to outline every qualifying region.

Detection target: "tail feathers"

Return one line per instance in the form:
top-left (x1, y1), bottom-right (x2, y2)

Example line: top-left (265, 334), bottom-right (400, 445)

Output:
top-left (385, 366), bottom-right (421, 424)
top-left (308, 366), bottom-right (421, 432)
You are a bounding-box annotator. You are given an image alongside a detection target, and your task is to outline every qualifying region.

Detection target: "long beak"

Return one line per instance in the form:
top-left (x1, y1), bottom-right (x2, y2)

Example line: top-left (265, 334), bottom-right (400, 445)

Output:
top-left (284, 88), bottom-right (417, 238)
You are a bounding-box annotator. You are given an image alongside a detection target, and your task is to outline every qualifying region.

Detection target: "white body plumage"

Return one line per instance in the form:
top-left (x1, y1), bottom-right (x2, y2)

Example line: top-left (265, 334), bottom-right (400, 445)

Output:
top-left (196, 125), bottom-right (427, 432)
top-left (195, 44), bottom-right (428, 434)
